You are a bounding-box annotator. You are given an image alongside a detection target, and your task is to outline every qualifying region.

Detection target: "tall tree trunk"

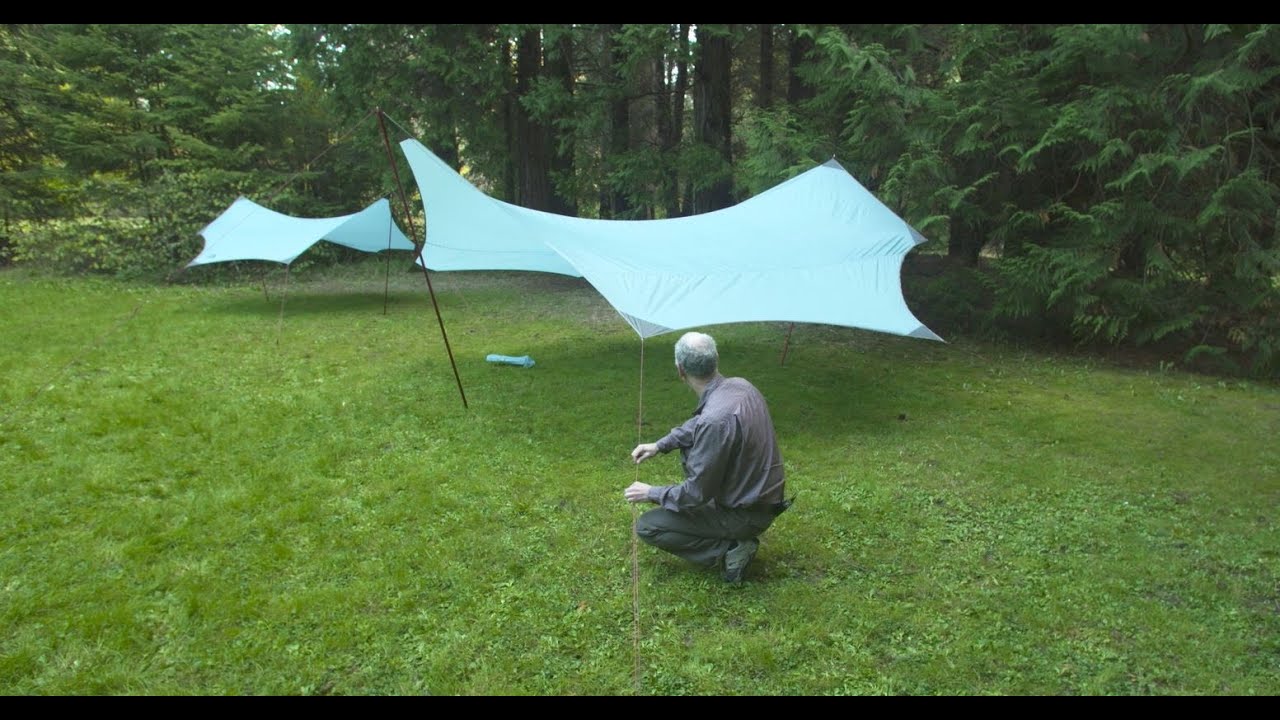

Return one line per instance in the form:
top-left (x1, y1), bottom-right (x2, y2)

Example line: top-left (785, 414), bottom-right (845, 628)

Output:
top-left (546, 30), bottom-right (577, 217)
top-left (500, 36), bottom-right (517, 203)
top-left (692, 24), bottom-right (733, 214)
top-left (787, 25), bottom-right (816, 105)
top-left (603, 24), bottom-right (631, 219)
top-left (653, 40), bottom-right (673, 218)
top-left (515, 28), bottom-right (552, 211)
top-left (673, 24), bottom-right (691, 217)
top-left (420, 25), bottom-right (463, 171)
top-left (759, 24), bottom-right (775, 108)
top-left (948, 218), bottom-right (985, 266)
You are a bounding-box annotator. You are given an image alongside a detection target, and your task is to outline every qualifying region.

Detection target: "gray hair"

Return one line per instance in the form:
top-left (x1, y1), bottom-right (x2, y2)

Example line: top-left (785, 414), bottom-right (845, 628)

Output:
top-left (674, 331), bottom-right (718, 380)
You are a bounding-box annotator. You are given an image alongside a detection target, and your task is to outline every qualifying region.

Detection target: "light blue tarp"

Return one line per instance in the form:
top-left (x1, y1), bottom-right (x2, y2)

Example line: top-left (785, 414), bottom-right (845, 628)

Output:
top-left (188, 196), bottom-right (415, 267)
top-left (401, 138), bottom-right (941, 341)
top-left (400, 140), bottom-right (581, 276)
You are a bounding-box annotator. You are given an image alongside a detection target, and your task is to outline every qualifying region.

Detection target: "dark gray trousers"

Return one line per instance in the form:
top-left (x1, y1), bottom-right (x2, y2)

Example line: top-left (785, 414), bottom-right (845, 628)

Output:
top-left (634, 504), bottom-right (781, 569)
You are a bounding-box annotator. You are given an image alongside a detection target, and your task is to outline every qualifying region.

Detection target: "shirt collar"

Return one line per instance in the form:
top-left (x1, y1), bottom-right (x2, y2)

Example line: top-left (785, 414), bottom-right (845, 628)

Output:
top-left (693, 374), bottom-right (725, 414)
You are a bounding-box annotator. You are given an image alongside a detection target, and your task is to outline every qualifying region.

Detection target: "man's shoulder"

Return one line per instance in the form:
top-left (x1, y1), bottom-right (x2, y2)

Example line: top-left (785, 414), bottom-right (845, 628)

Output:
top-left (703, 377), bottom-right (764, 416)
top-left (722, 376), bottom-right (763, 395)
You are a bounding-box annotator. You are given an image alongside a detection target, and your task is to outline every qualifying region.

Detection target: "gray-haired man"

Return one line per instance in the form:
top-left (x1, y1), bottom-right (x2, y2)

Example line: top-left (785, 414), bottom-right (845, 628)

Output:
top-left (625, 331), bottom-right (790, 584)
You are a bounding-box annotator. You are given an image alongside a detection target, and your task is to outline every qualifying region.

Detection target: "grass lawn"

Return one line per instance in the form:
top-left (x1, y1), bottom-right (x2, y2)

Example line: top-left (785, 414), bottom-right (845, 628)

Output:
top-left (1, 260), bottom-right (1277, 695)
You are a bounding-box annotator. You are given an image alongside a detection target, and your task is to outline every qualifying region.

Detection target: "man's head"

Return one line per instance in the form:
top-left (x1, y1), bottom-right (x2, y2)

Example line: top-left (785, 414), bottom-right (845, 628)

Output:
top-left (674, 331), bottom-right (718, 381)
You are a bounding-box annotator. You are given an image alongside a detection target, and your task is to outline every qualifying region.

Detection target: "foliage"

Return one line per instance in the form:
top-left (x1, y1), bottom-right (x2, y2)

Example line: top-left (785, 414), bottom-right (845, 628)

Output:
top-left (976, 25), bottom-right (1280, 375)
top-left (735, 105), bottom-right (827, 196)
top-left (780, 24), bottom-right (1280, 376)
top-left (3, 24), bottom-right (370, 278)
top-left (3, 23), bottom-right (1280, 375)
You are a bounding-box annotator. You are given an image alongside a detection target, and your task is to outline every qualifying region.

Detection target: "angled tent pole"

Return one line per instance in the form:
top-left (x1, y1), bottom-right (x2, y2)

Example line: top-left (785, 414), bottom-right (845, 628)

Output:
top-left (376, 108), bottom-right (468, 409)
top-left (263, 106), bottom-right (380, 205)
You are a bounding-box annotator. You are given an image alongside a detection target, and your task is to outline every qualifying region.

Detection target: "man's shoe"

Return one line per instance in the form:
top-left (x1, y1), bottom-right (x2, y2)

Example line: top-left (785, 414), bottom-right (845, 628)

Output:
top-left (722, 538), bottom-right (759, 584)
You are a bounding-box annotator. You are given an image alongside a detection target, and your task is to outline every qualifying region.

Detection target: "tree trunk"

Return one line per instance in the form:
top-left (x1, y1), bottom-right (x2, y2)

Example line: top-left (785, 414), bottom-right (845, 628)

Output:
top-left (546, 30), bottom-right (578, 217)
top-left (759, 24), bottom-right (774, 108)
top-left (948, 217), bottom-right (985, 266)
top-left (515, 28), bottom-right (552, 211)
top-left (500, 36), bottom-right (517, 203)
top-left (692, 24), bottom-right (733, 214)
top-left (653, 38), bottom-right (673, 219)
top-left (673, 24), bottom-right (691, 217)
top-left (603, 24), bottom-right (632, 219)
top-left (787, 25), bottom-right (816, 105)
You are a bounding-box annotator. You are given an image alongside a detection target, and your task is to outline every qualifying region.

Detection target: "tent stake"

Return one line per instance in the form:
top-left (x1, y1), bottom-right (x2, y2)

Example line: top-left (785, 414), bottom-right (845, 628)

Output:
top-left (377, 108), bottom-right (468, 409)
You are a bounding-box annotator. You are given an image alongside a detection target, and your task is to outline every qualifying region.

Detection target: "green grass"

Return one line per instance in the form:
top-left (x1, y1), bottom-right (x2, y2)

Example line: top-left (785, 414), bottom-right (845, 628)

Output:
top-left (1, 260), bottom-right (1277, 695)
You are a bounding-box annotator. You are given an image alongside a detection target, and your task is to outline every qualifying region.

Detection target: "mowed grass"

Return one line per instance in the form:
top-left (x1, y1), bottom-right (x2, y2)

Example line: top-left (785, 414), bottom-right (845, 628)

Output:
top-left (0, 260), bottom-right (1277, 695)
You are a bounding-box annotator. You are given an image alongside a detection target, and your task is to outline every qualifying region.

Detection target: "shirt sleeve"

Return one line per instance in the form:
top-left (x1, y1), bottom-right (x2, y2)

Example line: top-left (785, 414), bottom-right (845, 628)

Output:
top-left (655, 415), bottom-right (697, 453)
top-left (648, 415), bottom-right (738, 511)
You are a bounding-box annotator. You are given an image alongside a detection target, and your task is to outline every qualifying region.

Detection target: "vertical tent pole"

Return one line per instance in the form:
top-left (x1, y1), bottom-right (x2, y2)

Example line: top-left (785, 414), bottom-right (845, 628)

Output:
top-left (276, 263), bottom-right (291, 347)
top-left (779, 322), bottom-right (796, 366)
top-left (383, 219), bottom-right (393, 316)
top-left (631, 337), bottom-right (646, 694)
top-left (376, 108), bottom-right (468, 409)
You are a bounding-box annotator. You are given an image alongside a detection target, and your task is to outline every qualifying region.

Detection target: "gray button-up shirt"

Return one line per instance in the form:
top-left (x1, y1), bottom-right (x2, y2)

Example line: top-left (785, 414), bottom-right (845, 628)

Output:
top-left (647, 374), bottom-right (785, 512)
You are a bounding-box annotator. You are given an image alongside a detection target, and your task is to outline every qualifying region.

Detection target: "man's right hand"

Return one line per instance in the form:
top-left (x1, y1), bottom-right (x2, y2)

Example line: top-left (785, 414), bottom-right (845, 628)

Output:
top-left (624, 481), bottom-right (653, 503)
top-left (631, 442), bottom-right (659, 464)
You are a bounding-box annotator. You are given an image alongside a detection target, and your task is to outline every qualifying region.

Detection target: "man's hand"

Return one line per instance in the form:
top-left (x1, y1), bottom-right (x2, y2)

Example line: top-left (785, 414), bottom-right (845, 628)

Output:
top-left (631, 442), bottom-right (659, 464)
top-left (624, 481), bottom-right (653, 504)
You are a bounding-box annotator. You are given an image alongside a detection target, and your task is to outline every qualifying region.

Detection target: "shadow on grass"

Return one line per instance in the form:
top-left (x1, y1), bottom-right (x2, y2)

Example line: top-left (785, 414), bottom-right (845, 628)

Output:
top-left (202, 269), bottom-right (596, 319)
top-left (194, 274), bottom-right (951, 445)
top-left (471, 323), bottom-right (941, 444)
top-left (204, 289), bottom-right (433, 317)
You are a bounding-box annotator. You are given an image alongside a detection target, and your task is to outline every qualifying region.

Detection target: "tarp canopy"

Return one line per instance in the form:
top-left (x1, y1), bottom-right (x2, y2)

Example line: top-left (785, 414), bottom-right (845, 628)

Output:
top-left (400, 140), bottom-right (581, 276)
top-left (400, 138), bottom-right (940, 341)
top-left (188, 196), bottom-right (415, 267)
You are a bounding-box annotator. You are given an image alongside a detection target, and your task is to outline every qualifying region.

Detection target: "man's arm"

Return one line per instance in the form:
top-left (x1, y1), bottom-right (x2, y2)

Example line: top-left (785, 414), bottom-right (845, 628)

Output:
top-left (648, 417), bottom-right (735, 511)
top-left (632, 414), bottom-right (698, 464)
top-left (656, 415), bottom-right (698, 453)
top-left (626, 415), bottom-right (707, 504)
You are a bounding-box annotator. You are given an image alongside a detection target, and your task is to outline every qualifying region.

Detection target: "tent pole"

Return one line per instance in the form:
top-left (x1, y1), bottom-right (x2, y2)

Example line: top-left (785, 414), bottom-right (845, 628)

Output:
top-left (261, 106), bottom-right (380, 207)
top-left (630, 336), bottom-right (646, 694)
top-left (383, 222), bottom-right (393, 316)
top-left (779, 323), bottom-right (796, 366)
top-left (377, 108), bottom-right (468, 409)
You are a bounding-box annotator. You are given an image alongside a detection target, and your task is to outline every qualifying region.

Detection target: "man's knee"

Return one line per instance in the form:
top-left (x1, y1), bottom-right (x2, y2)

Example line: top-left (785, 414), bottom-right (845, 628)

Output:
top-left (634, 509), bottom-right (665, 542)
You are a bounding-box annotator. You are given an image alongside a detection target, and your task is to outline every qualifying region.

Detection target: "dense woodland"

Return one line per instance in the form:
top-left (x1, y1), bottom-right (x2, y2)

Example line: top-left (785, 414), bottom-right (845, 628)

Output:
top-left (1, 24), bottom-right (1276, 376)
